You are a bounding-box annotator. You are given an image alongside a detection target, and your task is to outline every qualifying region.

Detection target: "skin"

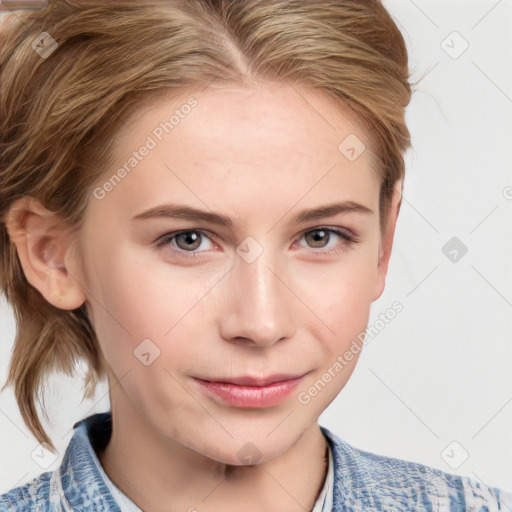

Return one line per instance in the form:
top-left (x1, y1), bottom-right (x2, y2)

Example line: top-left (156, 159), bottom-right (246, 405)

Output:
top-left (6, 81), bottom-right (401, 512)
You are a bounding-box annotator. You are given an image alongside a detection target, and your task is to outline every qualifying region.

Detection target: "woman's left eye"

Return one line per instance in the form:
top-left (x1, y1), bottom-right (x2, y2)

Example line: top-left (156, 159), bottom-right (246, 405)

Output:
top-left (297, 227), bottom-right (357, 252)
top-left (156, 227), bottom-right (358, 258)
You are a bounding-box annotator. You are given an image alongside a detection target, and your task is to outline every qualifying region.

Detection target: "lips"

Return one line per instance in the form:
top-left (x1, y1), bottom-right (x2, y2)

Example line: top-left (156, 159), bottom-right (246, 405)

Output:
top-left (201, 374), bottom-right (305, 387)
top-left (193, 373), bottom-right (307, 408)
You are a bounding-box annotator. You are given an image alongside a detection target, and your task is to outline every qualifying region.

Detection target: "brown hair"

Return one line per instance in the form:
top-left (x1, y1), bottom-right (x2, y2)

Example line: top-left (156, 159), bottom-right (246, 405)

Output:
top-left (0, 0), bottom-right (412, 452)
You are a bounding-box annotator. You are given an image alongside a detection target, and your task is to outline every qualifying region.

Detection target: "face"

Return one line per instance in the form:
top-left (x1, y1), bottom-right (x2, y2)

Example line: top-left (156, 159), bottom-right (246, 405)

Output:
top-left (71, 82), bottom-right (397, 465)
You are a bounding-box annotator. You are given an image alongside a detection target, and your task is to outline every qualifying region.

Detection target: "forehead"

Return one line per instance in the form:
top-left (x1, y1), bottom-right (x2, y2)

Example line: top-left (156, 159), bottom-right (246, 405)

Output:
top-left (92, 82), bottom-right (381, 225)
top-left (116, 81), bottom-right (374, 156)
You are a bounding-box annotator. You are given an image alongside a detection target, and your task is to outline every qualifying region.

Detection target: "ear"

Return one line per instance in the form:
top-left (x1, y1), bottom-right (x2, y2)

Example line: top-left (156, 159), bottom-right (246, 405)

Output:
top-left (372, 180), bottom-right (403, 302)
top-left (5, 197), bottom-right (87, 310)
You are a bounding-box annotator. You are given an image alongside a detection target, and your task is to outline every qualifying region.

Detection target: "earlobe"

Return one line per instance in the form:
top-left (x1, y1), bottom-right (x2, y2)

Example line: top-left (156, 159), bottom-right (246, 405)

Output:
top-left (5, 197), bottom-right (87, 311)
top-left (372, 180), bottom-right (403, 302)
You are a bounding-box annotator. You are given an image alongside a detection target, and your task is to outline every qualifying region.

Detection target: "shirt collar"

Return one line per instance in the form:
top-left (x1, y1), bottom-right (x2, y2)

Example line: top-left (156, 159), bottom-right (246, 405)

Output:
top-left (57, 412), bottom-right (121, 511)
top-left (66, 412), bottom-right (340, 511)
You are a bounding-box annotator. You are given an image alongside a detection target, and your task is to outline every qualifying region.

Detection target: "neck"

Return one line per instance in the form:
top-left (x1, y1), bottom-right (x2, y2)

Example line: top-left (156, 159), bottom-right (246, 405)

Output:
top-left (97, 398), bottom-right (329, 512)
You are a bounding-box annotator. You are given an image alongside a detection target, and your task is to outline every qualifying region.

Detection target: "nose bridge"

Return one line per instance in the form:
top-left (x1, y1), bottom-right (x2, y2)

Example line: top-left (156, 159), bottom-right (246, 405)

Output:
top-left (219, 239), bottom-right (295, 346)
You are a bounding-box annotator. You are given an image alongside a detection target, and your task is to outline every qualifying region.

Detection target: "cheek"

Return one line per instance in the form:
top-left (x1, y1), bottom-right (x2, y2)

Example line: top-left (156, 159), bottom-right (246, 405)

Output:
top-left (300, 243), bottom-right (379, 316)
top-left (299, 266), bottom-right (375, 411)
top-left (81, 247), bottom-right (164, 368)
top-left (87, 245), bottom-right (217, 373)
top-left (310, 245), bottom-right (379, 353)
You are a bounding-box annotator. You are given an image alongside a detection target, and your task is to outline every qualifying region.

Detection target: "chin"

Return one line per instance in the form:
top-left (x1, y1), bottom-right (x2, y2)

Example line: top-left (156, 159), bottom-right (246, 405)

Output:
top-left (195, 434), bottom-right (289, 468)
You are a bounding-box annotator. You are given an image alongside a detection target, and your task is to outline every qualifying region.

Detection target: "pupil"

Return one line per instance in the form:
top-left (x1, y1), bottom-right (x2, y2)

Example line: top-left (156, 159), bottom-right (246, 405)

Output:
top-left (178, 231), bottom-right (200, 250)
top-left (309, 229), bottom-right (328, 247)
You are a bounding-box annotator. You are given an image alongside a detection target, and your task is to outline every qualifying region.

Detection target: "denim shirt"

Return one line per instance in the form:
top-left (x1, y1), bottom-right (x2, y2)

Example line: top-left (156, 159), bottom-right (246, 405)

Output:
top-left (1, 411), bottom-right (511, 511)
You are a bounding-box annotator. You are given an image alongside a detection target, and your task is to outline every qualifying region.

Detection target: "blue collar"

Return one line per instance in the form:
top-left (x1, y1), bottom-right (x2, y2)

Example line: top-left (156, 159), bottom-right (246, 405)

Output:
top-left (68, 411), bottom-right (340, 511)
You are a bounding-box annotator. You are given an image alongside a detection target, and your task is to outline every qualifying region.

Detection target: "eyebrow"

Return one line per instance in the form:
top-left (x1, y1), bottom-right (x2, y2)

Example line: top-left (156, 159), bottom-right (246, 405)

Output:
top-left (132, 201), bottom-right (374, 228)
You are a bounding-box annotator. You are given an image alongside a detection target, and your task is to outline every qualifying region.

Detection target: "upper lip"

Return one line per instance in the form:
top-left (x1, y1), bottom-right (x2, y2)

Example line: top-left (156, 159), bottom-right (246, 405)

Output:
top-left (197, 373), bottom-right (306, 387)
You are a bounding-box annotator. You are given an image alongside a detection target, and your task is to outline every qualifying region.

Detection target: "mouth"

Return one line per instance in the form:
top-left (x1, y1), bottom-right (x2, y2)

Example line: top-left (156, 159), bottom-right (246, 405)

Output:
top-left (193, 373), bottom-right (307, 408)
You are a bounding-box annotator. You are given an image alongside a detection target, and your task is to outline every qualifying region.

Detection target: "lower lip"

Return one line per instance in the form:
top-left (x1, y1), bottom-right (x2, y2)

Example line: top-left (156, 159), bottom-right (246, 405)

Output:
top-left (194, 376), bottom-right (304, 408)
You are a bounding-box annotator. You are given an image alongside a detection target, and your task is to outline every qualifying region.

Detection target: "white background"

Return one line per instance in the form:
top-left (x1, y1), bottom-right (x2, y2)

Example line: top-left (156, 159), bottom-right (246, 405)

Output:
top-left (1, 0), bottom-right (511, 494)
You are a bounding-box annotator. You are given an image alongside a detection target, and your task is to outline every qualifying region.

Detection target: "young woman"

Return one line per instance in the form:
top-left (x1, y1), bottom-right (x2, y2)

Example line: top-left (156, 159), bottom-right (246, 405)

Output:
top-left (0, 0), bottom-right (510, 510)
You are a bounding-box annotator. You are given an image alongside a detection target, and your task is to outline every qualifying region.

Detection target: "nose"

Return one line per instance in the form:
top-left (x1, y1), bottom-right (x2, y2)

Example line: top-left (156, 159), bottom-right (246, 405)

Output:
top-left (218, 244), bottom-right (296, 348)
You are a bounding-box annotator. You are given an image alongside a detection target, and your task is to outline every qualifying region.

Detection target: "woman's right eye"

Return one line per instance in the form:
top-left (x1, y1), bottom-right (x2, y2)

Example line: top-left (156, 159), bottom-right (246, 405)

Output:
top-left (156, 229), bottom-right (218, 258)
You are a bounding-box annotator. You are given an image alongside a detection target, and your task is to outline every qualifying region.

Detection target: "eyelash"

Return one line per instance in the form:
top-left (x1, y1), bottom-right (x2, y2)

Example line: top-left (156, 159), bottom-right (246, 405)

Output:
top-left (156, 227), bottom-right (360, 259)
